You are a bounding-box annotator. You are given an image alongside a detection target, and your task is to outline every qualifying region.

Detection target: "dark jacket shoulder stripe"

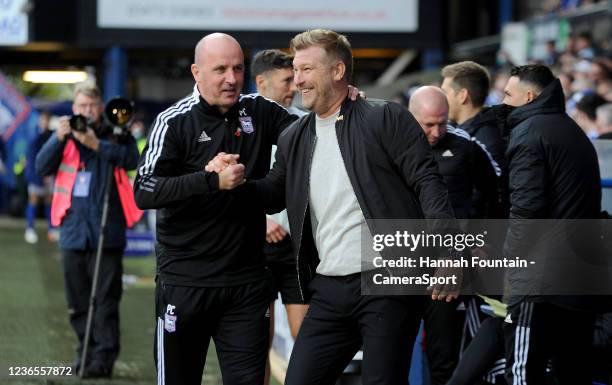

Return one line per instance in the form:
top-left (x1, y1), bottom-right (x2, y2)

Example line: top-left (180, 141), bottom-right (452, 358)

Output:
top-left (472, 137), bottom-right (502, 177)
top-left (140, 87), bottom-right (199, 176)
top-left (240, 92), bottom-right (284, 108)
top-left (446, 125), bottom-right (471, 141)
top-left (448, 125), bottom-right (501, 177)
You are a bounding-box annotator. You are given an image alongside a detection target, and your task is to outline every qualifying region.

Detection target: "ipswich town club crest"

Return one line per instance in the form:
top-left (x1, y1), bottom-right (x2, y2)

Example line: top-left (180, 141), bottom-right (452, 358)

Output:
top-left (239, 116), bottom-right (255, 134)
top-left (164, 304), bottom-right (177, 333)
top-left (165, 313), bottom-right (177, 332)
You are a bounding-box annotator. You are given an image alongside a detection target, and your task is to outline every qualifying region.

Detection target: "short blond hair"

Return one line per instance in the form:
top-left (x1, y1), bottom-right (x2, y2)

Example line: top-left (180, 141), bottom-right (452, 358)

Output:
top-left (290, 29), bottom-right (353, 82)
top-left (74, 83), bottom-right (101, 100)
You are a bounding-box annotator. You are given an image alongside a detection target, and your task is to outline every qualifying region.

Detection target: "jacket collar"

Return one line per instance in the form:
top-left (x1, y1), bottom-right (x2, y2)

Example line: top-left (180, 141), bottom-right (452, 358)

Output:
top-left (507, 79), bottom-right (566, 129)
top-left (459, 106), bottom-right (497, 134)
top-left (339, 95), bottom-right (352, 120)
top-left (306, 94), bottom-right (353, 135)
top-left (459, 104), bottom-right (516, 142)
top-left (193, 84), bottom-right (241, 119)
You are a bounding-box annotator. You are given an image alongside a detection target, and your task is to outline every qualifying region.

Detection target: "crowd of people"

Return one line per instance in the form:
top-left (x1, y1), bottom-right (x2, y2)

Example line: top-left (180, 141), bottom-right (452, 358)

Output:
top-left (20, 25), bottom-right (612, 385)
top-left (394, 30), bottom-right (612, 143)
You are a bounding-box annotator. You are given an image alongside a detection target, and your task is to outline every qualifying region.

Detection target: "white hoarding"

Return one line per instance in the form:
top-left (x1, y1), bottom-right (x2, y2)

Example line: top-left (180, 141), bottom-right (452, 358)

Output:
top-left (0, 0), bottom-right (28, 46)
top-left (501, 22), bottom-right (529, 66)
top-left (97, 0), bottom-right (418, 33)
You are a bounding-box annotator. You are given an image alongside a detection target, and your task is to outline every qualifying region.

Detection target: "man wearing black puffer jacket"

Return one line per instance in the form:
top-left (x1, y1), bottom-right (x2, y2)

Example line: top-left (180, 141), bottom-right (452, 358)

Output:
top-left (501, 64), bottom-right (602, 385)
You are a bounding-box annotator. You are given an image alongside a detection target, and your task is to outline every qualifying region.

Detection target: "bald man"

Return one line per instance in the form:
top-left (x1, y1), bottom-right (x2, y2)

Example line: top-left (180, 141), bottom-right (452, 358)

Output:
top-left (409, 86), bottom-right (500, 385)
top-left (134, 33), bottom-right (298, 385)
top-left (410, 86), bottom-right (499, 219)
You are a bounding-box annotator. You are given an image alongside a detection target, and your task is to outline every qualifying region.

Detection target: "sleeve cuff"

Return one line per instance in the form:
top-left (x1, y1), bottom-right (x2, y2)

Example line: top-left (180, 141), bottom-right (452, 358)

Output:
top-left (202, 171), bottom-right (219, 192)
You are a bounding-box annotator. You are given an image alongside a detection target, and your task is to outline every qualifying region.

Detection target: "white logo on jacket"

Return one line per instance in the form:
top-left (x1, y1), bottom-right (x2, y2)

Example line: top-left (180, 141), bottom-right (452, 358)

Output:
top-left (239, 117), bottom-right (255, 134)
top-left (165, 304), bottom-right (177, 332)
top-left (198, 130), bottom-right (211, 142)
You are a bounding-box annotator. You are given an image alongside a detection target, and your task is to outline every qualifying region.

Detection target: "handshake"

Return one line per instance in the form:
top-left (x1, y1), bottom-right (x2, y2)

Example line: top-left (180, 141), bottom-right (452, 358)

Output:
top-left (205, 153), bottom-right (246, 190)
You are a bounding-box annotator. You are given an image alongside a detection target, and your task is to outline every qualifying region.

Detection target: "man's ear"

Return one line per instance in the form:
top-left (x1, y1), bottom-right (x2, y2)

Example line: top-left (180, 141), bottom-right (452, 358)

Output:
top-left (190, 64), bottom-right (200, 82)
top-left (333, 61), bottom-right (346, 82)
top-left (458, 88), bottom-right (469, 105)
top-left (526, 89), bottom-right (537, 104)
top-left (255, 74), bottom-right (267, 93)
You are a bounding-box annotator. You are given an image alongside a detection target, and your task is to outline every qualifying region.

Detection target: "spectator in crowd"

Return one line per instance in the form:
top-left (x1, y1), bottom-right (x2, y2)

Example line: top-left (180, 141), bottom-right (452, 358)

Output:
top-left (544, 40), bottom-right (560, 66)
top-left (589, 58), bottom-right (611, 86)
top-left (598, 78), bottom-right (612, 101)
top-left (572, 60), bottom-right (596, 91)
top-left (559, 35), bottom-right (578, 72)
top-left (485, 70), bottom-right (510, 106)
top-left (558, 71), bottom-right (575, 100)
top-left (129, 120), bottom-right (147, 155)
top-left (575, 31), bottom-right (597, 59)
top-left (596, 103), bottom-right (612, 138)
top-left (127, 120), bottom-right (147, 181)
top-left (574, 93), bottom-right (608, 138)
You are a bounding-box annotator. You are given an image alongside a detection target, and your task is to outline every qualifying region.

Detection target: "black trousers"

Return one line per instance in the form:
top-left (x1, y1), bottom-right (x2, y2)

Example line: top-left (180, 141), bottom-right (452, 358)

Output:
top-left (447, 317), bottom-right (506, 385)
top-left (285, 274), bottom-right (424, 385)
top-left (504, 301), bottom-right (595, 385)
top-left (62, 248), bottom-right (123, 370)
top-left (422, 298), bottom-right (464, 385)
top-left (154, 278), bottom-right (272, 385)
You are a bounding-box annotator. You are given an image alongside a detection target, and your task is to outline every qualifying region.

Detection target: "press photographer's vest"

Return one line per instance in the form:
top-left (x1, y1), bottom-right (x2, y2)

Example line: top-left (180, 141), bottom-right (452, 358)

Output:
top-left (51, 139), bottom-right (143, 227)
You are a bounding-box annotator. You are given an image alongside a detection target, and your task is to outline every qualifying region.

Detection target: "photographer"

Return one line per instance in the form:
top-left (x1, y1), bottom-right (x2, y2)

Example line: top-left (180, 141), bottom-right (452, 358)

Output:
top-left (35, 83), bottom-right (139, 378)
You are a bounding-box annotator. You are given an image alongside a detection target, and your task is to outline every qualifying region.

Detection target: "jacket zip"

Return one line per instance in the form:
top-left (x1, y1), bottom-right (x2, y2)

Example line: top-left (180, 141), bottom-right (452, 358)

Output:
top-left (335, 122), bottom-right (373, 227)
top-left (295, 134), bottom-right (317, 303)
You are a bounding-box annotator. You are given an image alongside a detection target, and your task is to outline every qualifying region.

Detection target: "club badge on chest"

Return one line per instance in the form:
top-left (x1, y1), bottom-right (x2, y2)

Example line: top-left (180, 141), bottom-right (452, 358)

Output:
top-left (238, 116), bottom-right (254, 134)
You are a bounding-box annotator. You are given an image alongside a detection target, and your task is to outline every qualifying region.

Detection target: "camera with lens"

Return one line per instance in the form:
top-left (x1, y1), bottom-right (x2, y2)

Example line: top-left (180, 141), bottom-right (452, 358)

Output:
top-left (69, 114), bottom-right (90, 133)
top-left (104, 97), bottom-right (134, 141)
top-left (69, 97), bottom-right (134, 141)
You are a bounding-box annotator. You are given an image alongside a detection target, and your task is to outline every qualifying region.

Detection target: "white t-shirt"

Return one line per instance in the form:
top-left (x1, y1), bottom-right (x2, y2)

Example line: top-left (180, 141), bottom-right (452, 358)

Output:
top-left (309, 109), bottom-right (366, 276)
